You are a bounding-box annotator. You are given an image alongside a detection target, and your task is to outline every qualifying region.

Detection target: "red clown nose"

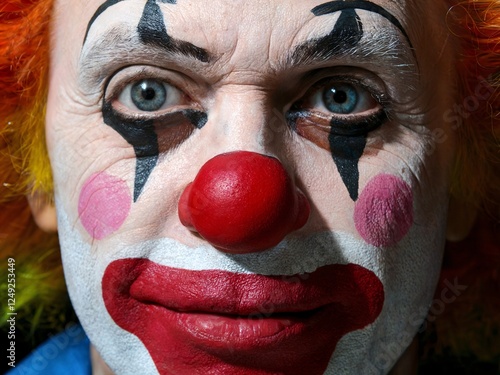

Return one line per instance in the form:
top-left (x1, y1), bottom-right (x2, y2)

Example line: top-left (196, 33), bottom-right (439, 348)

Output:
top-left (178, 151), bottom-right (310, 254)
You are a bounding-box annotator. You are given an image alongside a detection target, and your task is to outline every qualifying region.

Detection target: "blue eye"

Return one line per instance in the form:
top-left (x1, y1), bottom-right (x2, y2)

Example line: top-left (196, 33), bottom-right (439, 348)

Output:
top-left (322, 83), bottom-right (358, 114)
top-left (305, 79), bottom-right (380, 118)
top-left (287, 77), bottom-right (386, 138)
top-left (117, 78), bottom-right (183, 112)
top-left (131, 79), bottom-right (167, 112)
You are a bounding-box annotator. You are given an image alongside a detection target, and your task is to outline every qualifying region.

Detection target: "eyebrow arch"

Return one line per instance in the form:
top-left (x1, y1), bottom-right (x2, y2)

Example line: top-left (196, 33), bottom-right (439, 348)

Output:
top-left (312, 1), bottom-right (412, 48)
top-left (83, 0), bottom-right (177, 46)
top-left (78, 24), bottom-right (212, 91)
top-left (82, 1), bottom-right (210, 63)
top-left (83, 0), bottom-right (125, 45)
top-left (288, 29), bottom-right (415, 71)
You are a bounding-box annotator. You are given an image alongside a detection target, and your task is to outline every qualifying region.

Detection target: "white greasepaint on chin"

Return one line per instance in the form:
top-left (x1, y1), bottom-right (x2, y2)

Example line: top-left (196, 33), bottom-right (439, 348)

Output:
top-left (56, 195), bottom-right (446, 375)
top-left (56, 204), bottom-right (159, 375)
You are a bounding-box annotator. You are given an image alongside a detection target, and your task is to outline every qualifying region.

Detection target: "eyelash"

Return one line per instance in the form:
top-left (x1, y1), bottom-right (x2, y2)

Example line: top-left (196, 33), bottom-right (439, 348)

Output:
top-left (101, 69), bottom-right (208, 162)
top-left (287, 76), bottom-right (387, 138)
top-left (105, 69), bottom-right (388, 142)
top-left (103, 66), bottom-right (198, 118)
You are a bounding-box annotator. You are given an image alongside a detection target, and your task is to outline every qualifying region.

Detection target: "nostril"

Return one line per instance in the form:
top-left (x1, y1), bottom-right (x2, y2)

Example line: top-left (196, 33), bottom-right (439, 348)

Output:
top-left (177, 151), bottom-right (310, 254)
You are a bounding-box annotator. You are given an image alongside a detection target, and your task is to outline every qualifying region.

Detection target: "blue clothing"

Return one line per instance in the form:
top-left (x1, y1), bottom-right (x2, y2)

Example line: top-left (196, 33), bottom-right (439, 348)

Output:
top-left (6, 324), bottom-right (91, 375)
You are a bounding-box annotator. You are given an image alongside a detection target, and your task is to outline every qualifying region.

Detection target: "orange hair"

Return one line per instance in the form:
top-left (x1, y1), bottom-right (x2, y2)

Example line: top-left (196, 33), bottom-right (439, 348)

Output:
top-left (428, 0), bottom-right (500, 362)
top-left (0, 0), bottom-right (66, 333)
top-left (0, 0), bottom-right (498, 363)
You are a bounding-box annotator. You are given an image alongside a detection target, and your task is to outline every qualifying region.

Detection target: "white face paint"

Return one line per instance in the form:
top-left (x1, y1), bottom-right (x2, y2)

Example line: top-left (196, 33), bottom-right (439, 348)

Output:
top-left (47, 0), bottom-right (458, 374)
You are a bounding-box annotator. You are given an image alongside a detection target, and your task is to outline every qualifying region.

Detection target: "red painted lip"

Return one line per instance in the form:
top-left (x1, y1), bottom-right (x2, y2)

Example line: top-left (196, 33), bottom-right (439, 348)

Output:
top-left (103, 259), bottom-right (384, 375)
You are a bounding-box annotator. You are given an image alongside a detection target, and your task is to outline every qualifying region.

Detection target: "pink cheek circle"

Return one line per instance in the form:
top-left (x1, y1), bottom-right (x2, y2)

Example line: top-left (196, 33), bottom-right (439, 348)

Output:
top-left (354, 174), bottom-right (413, 247)
top-left (78, 172), bottom-right (131, 240)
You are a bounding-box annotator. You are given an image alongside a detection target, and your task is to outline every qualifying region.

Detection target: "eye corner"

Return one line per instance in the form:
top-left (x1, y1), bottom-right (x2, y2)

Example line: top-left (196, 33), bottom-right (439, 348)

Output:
top-left (103, 66), bottom-right (199, 116)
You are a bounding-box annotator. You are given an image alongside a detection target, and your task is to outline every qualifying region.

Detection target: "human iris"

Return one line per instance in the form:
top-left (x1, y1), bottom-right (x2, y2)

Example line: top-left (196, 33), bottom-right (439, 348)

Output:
top-left (130, 80), bottom-right (168, 111)
top-left (323, 83), bottom-right (359, 114)
top-left (88, 0), bottom-right (209, 201)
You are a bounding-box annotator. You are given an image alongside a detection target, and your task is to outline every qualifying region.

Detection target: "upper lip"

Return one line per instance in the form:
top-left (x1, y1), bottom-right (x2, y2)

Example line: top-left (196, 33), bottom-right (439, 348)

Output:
top-left (127, 259), bottom-right (348, 316)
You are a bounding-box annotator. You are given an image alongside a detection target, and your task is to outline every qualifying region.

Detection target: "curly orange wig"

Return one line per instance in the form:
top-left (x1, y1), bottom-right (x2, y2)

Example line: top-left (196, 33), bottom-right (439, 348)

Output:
top-left (0, 0), bottom-right (65, 333)
top-left (0, 0), bottom-right (499, 364)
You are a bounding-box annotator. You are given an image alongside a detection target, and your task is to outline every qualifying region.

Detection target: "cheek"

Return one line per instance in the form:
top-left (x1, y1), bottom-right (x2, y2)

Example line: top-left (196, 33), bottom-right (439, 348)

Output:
top-left (354, 174), bottom-right (413, 247)
top-left (78, 172), bottom-right (132, 240)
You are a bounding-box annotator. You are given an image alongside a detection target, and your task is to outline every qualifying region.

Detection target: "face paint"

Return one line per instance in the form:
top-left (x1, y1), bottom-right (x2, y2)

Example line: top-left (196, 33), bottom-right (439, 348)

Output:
top-left (56, 196), bottom-right (445, 375)
top-left (288, 104), bottom-right (387, 201)
top-left (102, 102), bottom-right (158, 202)
top-left (138, 0), bottom-right (209, 63)
top-left (354, 174), bottom-right (413, 247)
top-left (103, 258), bottom-right (383, 375)
top-left (291, 8), bottom-right (363, 68)
top-left (102, 102), bottom-right (207, 201)
top-left (181, 109), bottom-right (208, 129)
top-left (328, 135), bottom-right (365, 201)
top-left (332, 9), bottom-right (363, 49)
top-left (312, 0), bottom-right (412, 48)
top-left (84, 0), bottom-right (210, 63)
top-left (95, 0), bottom-right (210, 202)
top-left (291, 5), bottom-right (393, 201)
top-left (50, 0), bottom-right (456, 373)
top-left (300, 1), bottom-right (412, 201)
top-left (78, 172), bottom-right (131, 240)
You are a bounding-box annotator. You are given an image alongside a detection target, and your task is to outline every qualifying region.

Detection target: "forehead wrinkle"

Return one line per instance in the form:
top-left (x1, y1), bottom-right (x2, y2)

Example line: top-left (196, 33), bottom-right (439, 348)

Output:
top-left (79, 20), bottom-right (220, 87)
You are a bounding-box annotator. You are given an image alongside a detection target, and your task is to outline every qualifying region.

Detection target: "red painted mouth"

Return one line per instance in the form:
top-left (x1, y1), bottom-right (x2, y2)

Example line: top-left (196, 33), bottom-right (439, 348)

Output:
top-left (103, 259), bottom-right (384, 375)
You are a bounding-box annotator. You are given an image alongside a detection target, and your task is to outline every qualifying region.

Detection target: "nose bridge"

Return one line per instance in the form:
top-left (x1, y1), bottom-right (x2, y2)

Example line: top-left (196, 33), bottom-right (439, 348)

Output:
top-left (207, 86), bottom-right (282, 153)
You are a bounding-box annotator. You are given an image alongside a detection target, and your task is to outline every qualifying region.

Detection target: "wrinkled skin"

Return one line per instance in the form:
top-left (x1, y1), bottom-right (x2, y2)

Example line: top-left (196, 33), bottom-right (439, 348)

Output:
top-left (46, 0), bottom-right (459, 374)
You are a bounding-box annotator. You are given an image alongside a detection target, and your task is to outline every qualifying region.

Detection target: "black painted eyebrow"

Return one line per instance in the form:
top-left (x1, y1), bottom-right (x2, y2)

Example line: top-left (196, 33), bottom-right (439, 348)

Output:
top-left (312, 1), bottom-right (412, 48)
top-left (84, 0), bottom-right (177, 44)
top-left (83, 0), bottom-right (208, 64)
top-left (137, 0), bottom-right (209, 63)
top-left (288, 29), bottom-right (413, 69)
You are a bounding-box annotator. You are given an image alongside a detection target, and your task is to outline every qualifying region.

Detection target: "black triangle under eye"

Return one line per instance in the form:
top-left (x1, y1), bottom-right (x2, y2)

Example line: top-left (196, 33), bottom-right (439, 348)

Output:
top-left (329, 134), bottom-right (366, 201)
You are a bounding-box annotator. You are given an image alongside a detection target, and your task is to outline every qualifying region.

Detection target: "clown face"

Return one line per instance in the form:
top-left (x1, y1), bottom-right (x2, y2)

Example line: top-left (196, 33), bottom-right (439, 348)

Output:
top-left (46, 0), bottom-right (459, 373)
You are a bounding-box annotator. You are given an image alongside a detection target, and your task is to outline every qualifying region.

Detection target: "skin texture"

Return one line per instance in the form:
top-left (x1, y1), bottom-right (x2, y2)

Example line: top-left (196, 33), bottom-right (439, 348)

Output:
top-left (46, 0), bottom-right (459, 373)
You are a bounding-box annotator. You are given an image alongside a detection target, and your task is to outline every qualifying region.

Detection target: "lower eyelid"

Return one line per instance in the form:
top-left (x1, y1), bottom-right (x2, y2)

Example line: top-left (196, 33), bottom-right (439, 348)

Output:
top-left (117, 82), bottom-right (184, 111)
top-left (112, 91), bottom-right (192, 118)
top-left (288, 109), bottom-right (387, 138)
top-left (304, 74), bottom-right (385, 113)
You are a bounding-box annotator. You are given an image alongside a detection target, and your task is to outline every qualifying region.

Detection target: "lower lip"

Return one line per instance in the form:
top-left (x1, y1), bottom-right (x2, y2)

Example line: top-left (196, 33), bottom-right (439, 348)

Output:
top-left (103, 259), bottom-right (384, 374)
top-left (173, 308), bottom-right (324, 351)
top-left (179, 312), bottom-right (299, 342)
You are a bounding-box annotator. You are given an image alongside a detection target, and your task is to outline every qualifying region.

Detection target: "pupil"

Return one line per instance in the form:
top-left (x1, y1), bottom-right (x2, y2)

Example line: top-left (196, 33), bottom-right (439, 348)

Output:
top-left (142, 87), bottom-right (156, 101)
top-left (333, 90), bottom-right (347, 104)
top-left (322, 83), bottom-right (358, 114)
top-left (131, 79), bottom-right (167, 112)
